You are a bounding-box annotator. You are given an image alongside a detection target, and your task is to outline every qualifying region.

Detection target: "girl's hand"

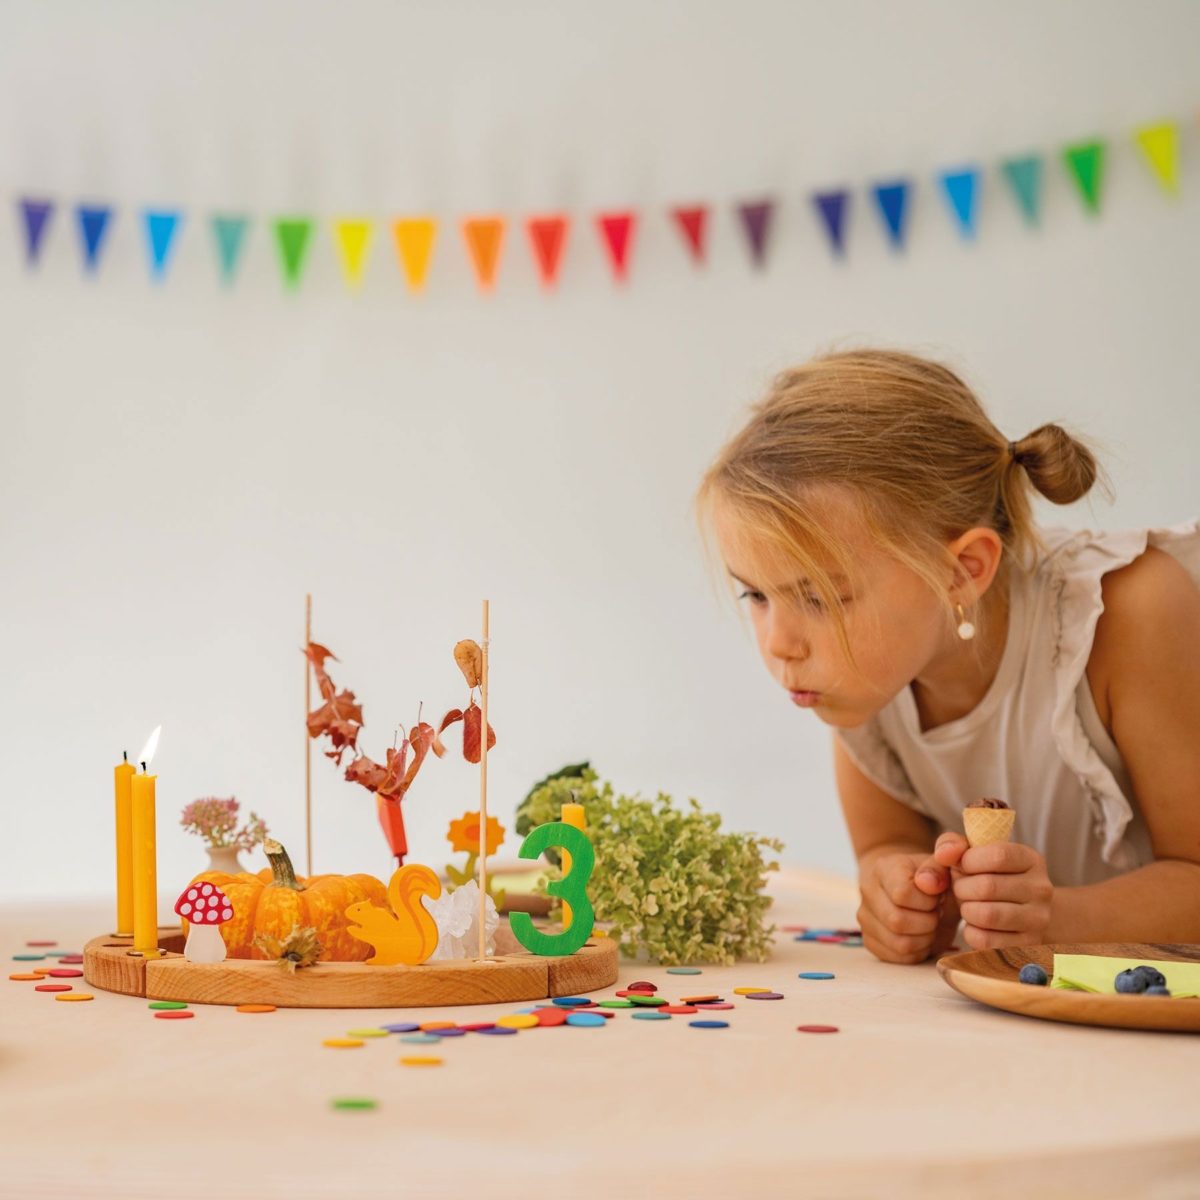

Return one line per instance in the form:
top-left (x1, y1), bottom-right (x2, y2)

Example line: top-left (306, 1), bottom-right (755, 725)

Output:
top-left (857, 851), bottom-right (962, 964)
top-left (932, 832), bottom-right (1054, 950)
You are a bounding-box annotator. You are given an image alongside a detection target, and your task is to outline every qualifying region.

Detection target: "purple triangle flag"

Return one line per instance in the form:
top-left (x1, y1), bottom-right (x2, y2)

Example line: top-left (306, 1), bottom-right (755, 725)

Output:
top-left (76, 204), bottom-right (113, 273)
top-left (18, 198), bottom-right (54, 266)
top-left (737, 199), bottom-right (775, 268)
top-left (812, 190), bottom-right (850, 256)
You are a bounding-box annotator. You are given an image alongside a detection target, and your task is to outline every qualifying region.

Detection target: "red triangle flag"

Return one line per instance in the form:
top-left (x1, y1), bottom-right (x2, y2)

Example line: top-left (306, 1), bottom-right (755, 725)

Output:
top-left (526, 215), bottom-right (570, 288)
top-left (671, 205), bottom-right (708, 263)
top-left (596, 211), bottom-right (636, 282)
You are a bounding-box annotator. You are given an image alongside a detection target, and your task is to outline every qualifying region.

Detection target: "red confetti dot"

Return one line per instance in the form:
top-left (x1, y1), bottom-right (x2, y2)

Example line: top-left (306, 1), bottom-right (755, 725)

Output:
top-left (533, 1007), bottom-right (568, 1027)
top-left (154, 1010), bottom-right (195, 1020)
top-left (47, 969), bottom-right (84, 978)
top-left (797, 1024), bottom-right (839, 1034)
top-left (25, 941), bottom-right (57, 947)
top-left (35, 984), bottom-right (73, 993)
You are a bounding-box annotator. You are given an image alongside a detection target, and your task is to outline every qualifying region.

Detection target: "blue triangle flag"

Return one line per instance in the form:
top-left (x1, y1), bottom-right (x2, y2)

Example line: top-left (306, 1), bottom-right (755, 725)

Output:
top-left (18, 198), bottom-right (54, 265)
top-left (1001, 155), bottom-right (1043, 227)
top-left (938, 167), bottom-right (980, 239)
top-left (143, 210), bottom-right (182, 280)
top-left (76, 205), bottom-right (113, 273)
top-left (812, 190), bottom-right (850, 256)
top-left (871, 181), bottom-right (910, 249)
top-left (211, 214), bottom-right (250, 285)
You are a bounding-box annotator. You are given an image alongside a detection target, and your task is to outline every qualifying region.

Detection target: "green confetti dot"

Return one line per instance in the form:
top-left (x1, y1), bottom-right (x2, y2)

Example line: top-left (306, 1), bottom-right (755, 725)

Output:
top-left (148, 1000), bottom-right (188, 1010)
top-left (632, 1010), bottom-right (671, 1021)
top-left (598, 999), bottom-right (635, 1008)
top-left (331, 1097), bottom-right (378, 1111)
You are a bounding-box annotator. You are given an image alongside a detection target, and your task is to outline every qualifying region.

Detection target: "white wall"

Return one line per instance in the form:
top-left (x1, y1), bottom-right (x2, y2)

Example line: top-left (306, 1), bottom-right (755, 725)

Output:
top-left (3, 0), bottom-right (1199, 903)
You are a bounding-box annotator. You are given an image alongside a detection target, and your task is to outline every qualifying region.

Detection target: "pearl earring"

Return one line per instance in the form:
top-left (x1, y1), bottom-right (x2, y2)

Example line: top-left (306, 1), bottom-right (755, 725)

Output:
top-left (955, 603), bottom-right (976, 641)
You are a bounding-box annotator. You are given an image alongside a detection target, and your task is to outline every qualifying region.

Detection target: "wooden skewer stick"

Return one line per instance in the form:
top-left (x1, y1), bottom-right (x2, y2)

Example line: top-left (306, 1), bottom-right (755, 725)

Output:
top-left (478, 599), bottom-right (490, 961)
top-left (305, 593), bottom-right (313, 878)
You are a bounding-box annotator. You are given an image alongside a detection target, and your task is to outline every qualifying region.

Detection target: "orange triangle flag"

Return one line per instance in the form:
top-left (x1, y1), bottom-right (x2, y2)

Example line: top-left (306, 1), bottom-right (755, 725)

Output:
top-left (392, 218), bottom-right (437, 292)
top-left (526, 215), bottom-right (570, 288)
top-left (461, 217), bottom-right (506, 292)
top-left (596, 212), bottom-right (636, 282)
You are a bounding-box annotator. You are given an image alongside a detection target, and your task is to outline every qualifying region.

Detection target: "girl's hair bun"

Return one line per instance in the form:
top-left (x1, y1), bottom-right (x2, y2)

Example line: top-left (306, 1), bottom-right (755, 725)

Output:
top-left (1011, 423), bottom-right (1099, 506)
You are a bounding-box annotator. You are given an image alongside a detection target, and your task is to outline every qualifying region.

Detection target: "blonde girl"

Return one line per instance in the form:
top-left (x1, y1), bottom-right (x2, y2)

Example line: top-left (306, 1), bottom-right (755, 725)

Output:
top-left (698, 349), bottom-right (1200, 963)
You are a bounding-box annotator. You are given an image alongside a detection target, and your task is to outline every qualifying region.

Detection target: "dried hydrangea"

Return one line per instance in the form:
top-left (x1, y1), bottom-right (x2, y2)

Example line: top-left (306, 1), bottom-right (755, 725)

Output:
top-left (519, 769), bottom-right (783, 966)
top-left (179, 797), bottom-right (268, 852)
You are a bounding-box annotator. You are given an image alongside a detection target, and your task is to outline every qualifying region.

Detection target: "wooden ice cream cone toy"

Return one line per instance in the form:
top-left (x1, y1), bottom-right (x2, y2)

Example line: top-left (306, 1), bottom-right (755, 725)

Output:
top-left (963, 799), bottom-right (1015, 847)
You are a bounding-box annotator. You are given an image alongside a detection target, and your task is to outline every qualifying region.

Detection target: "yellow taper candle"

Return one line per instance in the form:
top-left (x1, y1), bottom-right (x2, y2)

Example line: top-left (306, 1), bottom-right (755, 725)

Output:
top-left (113, 754), bottom-right (135, 936)
top-left (131, 767), bottom-right (159, 955)
top-left (560, 802), bottom-right (586, 932)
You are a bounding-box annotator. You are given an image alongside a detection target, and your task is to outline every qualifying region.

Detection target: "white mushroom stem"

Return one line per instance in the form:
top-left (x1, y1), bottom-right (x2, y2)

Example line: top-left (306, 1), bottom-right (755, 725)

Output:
top-left (184, 922), bottom-right (228, 964)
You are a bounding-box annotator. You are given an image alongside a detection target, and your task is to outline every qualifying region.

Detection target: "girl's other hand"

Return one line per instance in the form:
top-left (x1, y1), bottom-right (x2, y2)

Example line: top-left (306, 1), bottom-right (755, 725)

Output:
top-left (857, 851), bottom-right (961, 964)
top-left (934, 831), bottom-right (1054, 949)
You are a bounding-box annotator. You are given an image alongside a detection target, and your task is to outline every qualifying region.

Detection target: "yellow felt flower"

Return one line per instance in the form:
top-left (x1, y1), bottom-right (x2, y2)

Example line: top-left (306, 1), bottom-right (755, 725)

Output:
top-left (446, 811), bottom-right (505, 857)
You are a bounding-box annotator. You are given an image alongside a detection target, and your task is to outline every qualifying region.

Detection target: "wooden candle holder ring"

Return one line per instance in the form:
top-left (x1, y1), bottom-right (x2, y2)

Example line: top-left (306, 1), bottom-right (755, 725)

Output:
top-left (83, 920), bottom-right (617, 1009)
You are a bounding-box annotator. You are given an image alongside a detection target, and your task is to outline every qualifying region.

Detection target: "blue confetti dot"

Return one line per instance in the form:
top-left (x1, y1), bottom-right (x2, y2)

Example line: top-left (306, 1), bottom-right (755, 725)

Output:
top-left (688, 1019), bottom-right (729, 1029)
top-left (552, 997), bottom-right (592, 1007)
top-left (565, 1011), bottom-right (607, 1027)
top-left (381, 1022), bottom-right (421, 1033)
top-left (475, 1026), bottom-right (517, 1036)
top-left (632, 1010), bottom-right (671, 1020)
top-left (798, 972), bottom-right (835, 980)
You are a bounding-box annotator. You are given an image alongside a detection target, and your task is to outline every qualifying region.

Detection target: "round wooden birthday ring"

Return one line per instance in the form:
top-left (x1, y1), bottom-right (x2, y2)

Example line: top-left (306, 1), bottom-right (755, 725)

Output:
top-left (83, 922), bottom-right (618, 1009)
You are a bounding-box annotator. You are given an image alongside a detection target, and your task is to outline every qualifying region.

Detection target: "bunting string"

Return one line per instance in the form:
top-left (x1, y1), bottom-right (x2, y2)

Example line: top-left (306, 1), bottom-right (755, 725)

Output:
top-left (7, 118), bottom-right (1188, 293)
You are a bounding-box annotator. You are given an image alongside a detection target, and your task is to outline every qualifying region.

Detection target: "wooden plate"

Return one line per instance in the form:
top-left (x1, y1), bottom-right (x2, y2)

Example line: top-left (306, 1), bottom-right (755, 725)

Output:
top-left (936, 942), bottom-right (1200, 1032)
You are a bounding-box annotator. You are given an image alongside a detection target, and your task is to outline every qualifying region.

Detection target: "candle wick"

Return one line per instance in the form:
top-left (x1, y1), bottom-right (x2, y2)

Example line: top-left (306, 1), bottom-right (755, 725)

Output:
top-left (123, 750), bottom-right (128, 762)
top-left (140, 762), bottom-right (147, 773)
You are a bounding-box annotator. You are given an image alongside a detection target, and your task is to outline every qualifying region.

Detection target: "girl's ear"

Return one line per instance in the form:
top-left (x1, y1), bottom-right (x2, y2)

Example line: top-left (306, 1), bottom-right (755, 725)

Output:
top-left (946, 526), bottom-right (1004, 602)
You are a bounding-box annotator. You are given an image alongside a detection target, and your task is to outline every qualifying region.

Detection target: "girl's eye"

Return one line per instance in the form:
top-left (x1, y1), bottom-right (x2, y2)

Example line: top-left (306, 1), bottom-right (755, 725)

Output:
top-left (801, 594), bottom-right (825, 612)
top-left (737, 589), bottom-right (767, 606)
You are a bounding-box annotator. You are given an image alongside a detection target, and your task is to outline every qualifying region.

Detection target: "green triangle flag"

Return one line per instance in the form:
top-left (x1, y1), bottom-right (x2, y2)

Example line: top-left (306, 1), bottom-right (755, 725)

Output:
top-left (1000, 155), bottom-right (1042, 227)
top-left (211, 215), bottom-right (250, 285)
top-left (1062, 140), bottom-right (1105, 215)
top-left (1134, 122), bottom-right (1179, 196)
top-left (273, 217), bottom-right (314, 289)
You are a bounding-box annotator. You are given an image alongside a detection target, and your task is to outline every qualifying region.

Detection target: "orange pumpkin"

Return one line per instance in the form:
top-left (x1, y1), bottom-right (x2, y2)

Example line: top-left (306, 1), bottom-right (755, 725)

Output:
top-left (183, 839), bottom-right (387, 961)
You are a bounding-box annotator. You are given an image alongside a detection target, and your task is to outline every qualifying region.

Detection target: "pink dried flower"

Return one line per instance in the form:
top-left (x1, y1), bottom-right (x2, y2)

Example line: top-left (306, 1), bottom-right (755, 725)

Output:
top-left (180, 797), bottom-right (268, 852)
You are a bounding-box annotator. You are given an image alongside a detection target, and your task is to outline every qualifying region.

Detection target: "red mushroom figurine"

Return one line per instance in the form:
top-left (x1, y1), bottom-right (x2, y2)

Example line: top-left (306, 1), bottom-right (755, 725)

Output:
top-left (174, 881), bottom-right (234, 964)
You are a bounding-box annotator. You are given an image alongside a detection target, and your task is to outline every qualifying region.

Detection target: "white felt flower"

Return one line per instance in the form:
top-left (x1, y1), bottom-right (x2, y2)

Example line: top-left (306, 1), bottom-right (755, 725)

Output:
top-left (423, 880), bottom-right (498, 960)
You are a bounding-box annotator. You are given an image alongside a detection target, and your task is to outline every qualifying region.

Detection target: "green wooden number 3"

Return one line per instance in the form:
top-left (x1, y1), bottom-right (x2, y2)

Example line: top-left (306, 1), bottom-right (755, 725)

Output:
top-left (508, 821), bottom-right (595, 956)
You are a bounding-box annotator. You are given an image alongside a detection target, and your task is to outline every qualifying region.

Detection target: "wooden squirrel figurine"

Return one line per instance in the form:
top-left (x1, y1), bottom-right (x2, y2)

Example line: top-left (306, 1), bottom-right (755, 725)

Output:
top-left (344, 863), bottom-right (442, 966)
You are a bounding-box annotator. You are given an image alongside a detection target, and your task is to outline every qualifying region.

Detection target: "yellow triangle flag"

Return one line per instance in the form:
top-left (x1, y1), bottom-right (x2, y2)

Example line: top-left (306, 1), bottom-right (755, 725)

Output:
top-left (392, 218), bottom-right (437, 292)
top-left (461, 216), bottom-right (505, 292)
top-left (333, 219), bottom-right (373, 288)
top-left (1134, 122), bottom-right (1179, 196)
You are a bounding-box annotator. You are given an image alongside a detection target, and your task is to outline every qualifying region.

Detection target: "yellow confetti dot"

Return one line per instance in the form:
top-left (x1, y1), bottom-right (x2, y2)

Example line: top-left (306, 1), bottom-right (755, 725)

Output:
top-left (418, 1021), bottom-right (456, 1031)
top-left (32, 968), bottom-right (54, 977)
top-left (323, 1037), bottom-right (365, 1049)
top-left (734, 987), bottom-right (772, 995)
top-left (55, 993), bottom-right (95, 1002)
top-left (399, 1056), bottom-right (443, 1067)
top-left (346, 1028), bottom-right (390, 1038)
top-left (496, 1014), bottom-right (539, 1029)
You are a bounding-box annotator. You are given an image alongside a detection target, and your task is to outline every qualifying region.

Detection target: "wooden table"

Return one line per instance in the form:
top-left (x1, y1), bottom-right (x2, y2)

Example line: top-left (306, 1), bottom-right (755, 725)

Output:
top-left (3, 869), bottom-right (1199, 1199)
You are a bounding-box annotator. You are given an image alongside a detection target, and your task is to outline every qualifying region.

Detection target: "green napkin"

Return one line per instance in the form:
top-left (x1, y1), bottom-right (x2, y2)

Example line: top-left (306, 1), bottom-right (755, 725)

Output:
top-left (1051, 954), bottom-right (1200, 997)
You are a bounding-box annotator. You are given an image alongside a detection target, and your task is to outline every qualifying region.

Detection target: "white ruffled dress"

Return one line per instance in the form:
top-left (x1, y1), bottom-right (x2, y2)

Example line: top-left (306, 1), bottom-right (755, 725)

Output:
top-left (835, 519), bottom-right (1200, 887)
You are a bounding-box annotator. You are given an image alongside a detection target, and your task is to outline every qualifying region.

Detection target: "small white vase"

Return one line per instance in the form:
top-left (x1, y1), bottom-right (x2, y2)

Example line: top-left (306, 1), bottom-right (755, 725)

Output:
top-left (204, 845), bottom-right (247, 875)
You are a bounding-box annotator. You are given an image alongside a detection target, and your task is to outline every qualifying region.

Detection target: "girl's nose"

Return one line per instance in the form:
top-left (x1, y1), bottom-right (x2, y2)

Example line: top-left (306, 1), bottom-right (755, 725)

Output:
top-left (765, 615), bottom-right (810, 664)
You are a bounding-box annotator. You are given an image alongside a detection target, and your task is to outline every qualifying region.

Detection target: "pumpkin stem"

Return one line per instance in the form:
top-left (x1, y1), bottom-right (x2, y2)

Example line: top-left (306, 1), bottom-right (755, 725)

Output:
top-left (263, 838), bottom-right (306, 892)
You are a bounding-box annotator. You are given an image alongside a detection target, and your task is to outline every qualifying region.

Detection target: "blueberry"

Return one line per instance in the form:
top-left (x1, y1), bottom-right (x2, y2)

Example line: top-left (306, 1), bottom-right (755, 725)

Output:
top-left (1145, 985), bottom-right (1172, 997)
top-left (1018, 963), bottom-right (1048, 986)
top-left (1115, 969), bottom-right (1149, 994)
top-left (1131, 965), bottom-right (1167, 989)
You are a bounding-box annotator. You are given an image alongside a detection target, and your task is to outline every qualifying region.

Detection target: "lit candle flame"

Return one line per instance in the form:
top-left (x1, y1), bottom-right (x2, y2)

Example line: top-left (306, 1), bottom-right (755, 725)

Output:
top-left (137, 725), bottom-right (162, 770)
